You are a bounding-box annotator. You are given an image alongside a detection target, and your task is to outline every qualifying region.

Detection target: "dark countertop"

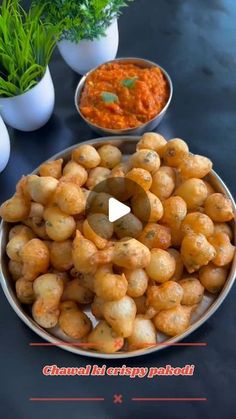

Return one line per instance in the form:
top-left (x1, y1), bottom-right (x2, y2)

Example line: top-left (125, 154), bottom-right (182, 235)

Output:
top-left (0, 1), bottom-right (236, 418)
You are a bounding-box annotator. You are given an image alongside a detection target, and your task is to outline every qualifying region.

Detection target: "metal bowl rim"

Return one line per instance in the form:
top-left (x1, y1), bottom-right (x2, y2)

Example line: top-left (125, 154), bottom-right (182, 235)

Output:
top-left (0, 135), bottom-right (235, 359)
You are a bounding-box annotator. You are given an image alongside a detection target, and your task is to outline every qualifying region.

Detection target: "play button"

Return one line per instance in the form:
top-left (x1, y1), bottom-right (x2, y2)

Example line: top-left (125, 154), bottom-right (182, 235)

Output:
top-left (85, 176), bottom-right (151, 241)
top-left (108, 198), bottom-right (130, 223)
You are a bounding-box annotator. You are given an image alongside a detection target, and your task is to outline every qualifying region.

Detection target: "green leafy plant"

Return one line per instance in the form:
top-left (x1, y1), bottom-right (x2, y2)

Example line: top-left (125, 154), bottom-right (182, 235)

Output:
top-left (0, 0), bottom-right (58, 97)
top-left (34, 0), bottom-right (134, 43)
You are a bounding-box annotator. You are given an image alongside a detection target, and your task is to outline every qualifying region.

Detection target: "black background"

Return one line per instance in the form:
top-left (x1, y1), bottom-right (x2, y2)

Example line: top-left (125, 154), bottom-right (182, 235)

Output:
top-left (0, 1), bottom-right (236, 418)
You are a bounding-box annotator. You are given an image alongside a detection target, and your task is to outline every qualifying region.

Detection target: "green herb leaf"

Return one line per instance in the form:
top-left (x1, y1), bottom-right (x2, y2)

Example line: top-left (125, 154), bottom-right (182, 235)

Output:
top-left (121, 76), bottom-right (138, 88)
top-left (146, 230), bottom-right (155, 239)
top-left (101, 91), bottom-right (119, 103)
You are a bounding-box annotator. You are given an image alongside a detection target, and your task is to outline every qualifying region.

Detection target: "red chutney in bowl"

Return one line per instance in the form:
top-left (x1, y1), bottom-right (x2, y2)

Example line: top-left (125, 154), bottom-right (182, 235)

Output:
top-left (79, 62), bottom-right (169, 130)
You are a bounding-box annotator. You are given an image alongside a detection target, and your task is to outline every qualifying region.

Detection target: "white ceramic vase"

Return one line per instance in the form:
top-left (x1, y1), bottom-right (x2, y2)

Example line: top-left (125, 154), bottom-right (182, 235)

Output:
top-left (0, 67), bottom-right (55, 132)
top-left (57, 19), bottom-right (119, 75)
top-left (0, 115), bottom-right (10, 173)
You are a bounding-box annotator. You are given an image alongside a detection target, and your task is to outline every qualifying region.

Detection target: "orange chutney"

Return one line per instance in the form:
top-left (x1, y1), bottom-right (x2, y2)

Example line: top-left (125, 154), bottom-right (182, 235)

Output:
top-left (79, 63), bottom-right (169, 130)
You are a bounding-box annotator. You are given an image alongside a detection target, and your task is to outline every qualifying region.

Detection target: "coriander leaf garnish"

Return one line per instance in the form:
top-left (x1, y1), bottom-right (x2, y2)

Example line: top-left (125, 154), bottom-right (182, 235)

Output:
top-left (101, 91), bottom-right (119, 103)
top-left (146, 230), bottom-right (155, 239)
top-left (121, 76), bottom-right (138, 88)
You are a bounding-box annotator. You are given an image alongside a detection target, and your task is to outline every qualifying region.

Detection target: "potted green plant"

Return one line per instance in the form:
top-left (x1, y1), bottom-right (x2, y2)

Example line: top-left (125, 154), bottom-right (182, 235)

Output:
top-left (0, 0), bottom-right (57, 131)
top-left (34, 0), bottom-right (134, 75)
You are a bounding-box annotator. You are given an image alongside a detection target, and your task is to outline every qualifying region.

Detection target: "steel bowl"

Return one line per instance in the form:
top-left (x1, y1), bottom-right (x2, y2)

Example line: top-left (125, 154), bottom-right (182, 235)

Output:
top-left (74, 57), bottom-right (173, 135)
top-left (0, 136), bottom-right (236, 359)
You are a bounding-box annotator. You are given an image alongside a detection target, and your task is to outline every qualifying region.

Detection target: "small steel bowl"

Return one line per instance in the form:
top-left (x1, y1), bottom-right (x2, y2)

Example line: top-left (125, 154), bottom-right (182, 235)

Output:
top-left (0, 136), bottom-right (236, 359)
top-left (74, 57), bottom-right (173, 135)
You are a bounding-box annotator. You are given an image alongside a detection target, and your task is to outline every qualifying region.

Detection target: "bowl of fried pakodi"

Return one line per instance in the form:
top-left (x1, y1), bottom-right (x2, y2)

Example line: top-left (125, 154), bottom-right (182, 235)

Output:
top-left (0, 133), bottom-right (235, 359)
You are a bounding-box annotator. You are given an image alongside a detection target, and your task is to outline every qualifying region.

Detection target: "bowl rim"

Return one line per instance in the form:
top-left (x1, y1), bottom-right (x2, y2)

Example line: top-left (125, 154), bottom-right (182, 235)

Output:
top-left (74, 57), bottom-right (173, 134)
top-left (0, 135), bottom-right (236, 359)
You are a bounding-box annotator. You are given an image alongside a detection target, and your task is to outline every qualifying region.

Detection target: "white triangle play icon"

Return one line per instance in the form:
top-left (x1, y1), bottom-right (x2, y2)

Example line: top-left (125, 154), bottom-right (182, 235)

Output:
top-left (108, 198), bottom-right (131, 223)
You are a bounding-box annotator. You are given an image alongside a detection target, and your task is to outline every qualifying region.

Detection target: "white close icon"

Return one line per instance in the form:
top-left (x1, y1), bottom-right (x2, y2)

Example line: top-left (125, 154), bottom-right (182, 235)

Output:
top-left (108, 197), bottom-right (131, 223)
